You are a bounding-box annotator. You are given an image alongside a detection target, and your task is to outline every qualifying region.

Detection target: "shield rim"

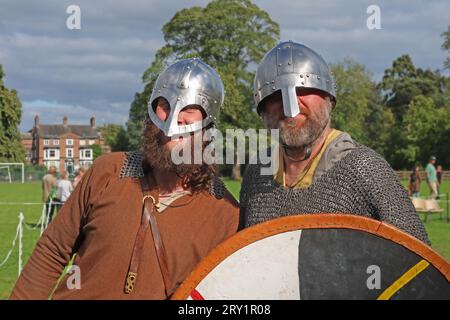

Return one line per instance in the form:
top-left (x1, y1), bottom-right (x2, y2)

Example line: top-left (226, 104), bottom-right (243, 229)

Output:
top-left (171, 213), bottom-right (450, 300)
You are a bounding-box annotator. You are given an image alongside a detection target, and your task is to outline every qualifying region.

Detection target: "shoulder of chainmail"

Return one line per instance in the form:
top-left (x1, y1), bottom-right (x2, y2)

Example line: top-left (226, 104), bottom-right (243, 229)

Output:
top-left (208, 176), bottom-right (226, 199)
top-left (118, 150), bottom-right (225, 199)
top-left (119, 151), bottom-right (144, 179)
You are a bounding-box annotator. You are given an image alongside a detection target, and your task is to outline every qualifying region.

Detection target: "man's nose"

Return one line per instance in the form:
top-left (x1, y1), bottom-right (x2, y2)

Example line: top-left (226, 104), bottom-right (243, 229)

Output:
top-left (177, 112), bottom-right (187, 125)
top-left (162, 110), bottom-right (170, 121)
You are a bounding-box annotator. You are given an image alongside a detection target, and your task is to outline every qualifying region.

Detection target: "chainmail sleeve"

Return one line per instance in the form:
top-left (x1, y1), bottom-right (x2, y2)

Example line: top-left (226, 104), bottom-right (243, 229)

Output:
top-left (239, 164), bottom-right (256, 230)
top-left (352, 147), bottom-right (431, 245)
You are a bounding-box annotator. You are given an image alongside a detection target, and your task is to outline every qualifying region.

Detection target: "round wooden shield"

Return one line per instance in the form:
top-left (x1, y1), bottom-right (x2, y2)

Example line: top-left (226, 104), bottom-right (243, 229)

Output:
top-left (172, 214), bottom-right (450, 300)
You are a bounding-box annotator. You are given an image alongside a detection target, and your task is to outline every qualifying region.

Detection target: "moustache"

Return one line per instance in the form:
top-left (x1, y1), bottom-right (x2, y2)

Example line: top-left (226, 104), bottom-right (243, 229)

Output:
top-left (281, 114), bottom-right (308, 127)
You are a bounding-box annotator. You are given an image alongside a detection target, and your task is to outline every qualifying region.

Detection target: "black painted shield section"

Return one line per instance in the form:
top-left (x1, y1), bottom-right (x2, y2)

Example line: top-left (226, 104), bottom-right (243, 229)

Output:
top-left (298, 229), bottom-right (450, 299)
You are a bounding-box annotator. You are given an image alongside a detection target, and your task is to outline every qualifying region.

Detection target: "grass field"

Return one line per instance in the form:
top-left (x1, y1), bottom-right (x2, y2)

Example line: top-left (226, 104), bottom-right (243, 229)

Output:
top-left (0, 179), bottom-right (449, 299)
top-left (0, 182), bottom-right (47, 299)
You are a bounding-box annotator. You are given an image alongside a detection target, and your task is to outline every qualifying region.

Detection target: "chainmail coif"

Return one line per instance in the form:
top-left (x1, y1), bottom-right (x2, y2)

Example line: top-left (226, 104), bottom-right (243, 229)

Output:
top-left (239, 145), bottom-right (430, 245)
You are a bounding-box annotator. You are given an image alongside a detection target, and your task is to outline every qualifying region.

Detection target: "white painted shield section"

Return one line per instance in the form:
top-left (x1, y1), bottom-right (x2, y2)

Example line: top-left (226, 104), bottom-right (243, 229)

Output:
top-left (193, 230), bottom-right (302, 299)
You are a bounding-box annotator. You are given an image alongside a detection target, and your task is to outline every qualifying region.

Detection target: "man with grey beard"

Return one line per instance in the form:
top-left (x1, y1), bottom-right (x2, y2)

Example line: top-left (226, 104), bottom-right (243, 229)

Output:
top-left (239, 41), bottom-right (430, 244)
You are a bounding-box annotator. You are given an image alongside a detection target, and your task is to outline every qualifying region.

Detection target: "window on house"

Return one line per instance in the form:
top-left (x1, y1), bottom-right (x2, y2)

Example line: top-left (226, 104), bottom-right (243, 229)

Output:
top-left (66, 139), bottom-right (73, 146)
top-left (80, 149), bottom-right (92, 159)
top-left (44, 140), bottom-right (49, 146)
top-left (44, 149), bottom-right (59, 160)
top-left (79, 160), bottom-right (93, 168)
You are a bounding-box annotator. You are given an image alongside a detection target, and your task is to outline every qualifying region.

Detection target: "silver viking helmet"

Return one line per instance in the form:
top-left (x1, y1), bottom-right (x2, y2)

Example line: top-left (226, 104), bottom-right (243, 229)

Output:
top-left (254, 41), bottom-right (336, 117)
top-left (148, 58), bottom-right (225, 137)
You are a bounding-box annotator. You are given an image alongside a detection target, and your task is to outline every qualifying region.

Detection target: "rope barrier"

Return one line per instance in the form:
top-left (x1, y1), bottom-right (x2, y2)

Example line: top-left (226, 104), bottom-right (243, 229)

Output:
top-left (0, 202), bottom-right (57, 275)
top-left (23, 203), bottom-right (47, 234)
top-left (0, 212), bottom-right (24, 276)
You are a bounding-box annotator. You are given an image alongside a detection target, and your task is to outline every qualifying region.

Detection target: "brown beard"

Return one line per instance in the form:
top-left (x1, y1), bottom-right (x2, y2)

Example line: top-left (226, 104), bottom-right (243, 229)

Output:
top-left (141, 118), bottom-right (216, 193)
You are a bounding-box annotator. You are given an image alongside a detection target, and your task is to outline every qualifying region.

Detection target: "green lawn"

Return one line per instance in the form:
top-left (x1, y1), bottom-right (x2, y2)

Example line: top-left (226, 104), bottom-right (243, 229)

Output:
top-left (0, 179), bottom-right (448, 299)
top-left (399, 180), bottom-right (450, 260)
top-left (0, 182), bottom-right (45, 300)
top-left (221, 177), bottom-right (241, 199)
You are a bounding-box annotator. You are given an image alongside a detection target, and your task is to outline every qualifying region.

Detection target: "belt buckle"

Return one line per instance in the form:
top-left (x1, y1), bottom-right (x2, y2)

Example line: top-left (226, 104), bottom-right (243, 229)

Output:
top-left (142, 195), bottom-right (156, 205)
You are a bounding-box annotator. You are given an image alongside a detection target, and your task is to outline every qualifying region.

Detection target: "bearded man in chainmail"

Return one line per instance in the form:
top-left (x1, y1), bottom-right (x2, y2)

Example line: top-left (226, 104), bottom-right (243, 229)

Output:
top-left (239, 41), bottom-right (429, 244)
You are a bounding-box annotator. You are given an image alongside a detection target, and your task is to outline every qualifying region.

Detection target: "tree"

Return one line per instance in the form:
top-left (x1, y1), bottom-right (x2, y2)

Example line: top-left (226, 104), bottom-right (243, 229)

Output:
top-left (331, 58), bottom-right (375, 145)
top-left (399, 95), bottom-right (448, 169)
top-left (366, 104), bottom-right (397, 161)
top-left (377, 55), bottom-right (449, 169)
top-left (127, 0), bottom-right (279, 179)
top-left (330, 59), bottom-right (405, 166)
top-left (98, 124), bottom-right (130, 152)
top-left (433, 104), bottom-right (450, 168)
top-left (379, 55), bottom-right (447, 121)
top-left (92, 144), bottom-right (103, 160)
top-left (0, 65), bottom-right (25, 162)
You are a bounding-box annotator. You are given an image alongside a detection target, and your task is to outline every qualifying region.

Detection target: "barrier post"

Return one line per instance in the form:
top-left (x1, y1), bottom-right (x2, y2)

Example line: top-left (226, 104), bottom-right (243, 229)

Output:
top-left (18, 212), bottom-right (24, 276)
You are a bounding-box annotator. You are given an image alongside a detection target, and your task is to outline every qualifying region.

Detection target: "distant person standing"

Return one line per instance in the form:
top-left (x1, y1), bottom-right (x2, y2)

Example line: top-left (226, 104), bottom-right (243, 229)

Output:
top-left (425, 156), bottom-right (438, 199)
top-left (56, 171), bottom-right (73, 215)
top-left (408, 166), bottom-right (422, 197)
top-left (436, 165), bottom-right (443, 200)
top-left (42, 166), bottom-right (57, 223)
top-left (73, 167), bottom-right (85, 189)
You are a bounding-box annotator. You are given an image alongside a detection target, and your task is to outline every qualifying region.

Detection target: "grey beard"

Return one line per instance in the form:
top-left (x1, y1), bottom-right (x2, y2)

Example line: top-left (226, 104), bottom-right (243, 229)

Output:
top-left (263, 104), bottom-right (331, 148)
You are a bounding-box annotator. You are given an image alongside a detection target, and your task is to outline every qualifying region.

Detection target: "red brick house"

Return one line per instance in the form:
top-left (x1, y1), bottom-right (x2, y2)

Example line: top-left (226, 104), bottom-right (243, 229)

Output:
top-left (20, 132), bottom-right (33, 164)
top-left (29, 115), bottom-right (109, 174)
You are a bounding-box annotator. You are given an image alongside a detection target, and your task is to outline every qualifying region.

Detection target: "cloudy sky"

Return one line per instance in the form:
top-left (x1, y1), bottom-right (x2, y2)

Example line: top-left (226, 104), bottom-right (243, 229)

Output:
top-left (0, 0), bottom-right (449, 131)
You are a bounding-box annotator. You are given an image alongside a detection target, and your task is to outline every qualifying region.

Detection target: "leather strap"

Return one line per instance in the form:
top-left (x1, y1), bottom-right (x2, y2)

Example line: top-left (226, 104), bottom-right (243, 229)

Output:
top-left (124, 173), bottom-right (173, 298)
top-left (144, 194), bottom-right (173, 297)
top-left (124, 199), bottom-right (151, 294)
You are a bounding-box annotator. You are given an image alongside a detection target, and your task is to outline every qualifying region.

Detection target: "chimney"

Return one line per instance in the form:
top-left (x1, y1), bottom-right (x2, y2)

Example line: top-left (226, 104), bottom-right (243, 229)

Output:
top-left (63, 116), bottom-right (68, 126)
top-left (34, 115), bottom-right (40, 128)
top-left (90, 116), bottom-right (96, 128)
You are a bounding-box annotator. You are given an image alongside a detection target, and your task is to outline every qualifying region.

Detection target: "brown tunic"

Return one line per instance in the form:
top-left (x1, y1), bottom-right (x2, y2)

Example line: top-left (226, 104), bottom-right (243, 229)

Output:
top-left (10, 152), bottom-right (239, 299)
